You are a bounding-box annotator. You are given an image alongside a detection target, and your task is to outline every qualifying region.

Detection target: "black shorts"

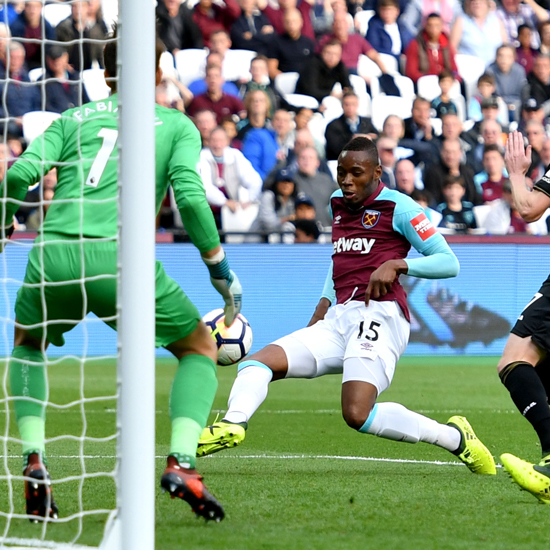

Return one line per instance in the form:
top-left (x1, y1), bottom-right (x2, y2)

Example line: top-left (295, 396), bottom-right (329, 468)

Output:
top-left (511, 279), bottom-right (550, 353)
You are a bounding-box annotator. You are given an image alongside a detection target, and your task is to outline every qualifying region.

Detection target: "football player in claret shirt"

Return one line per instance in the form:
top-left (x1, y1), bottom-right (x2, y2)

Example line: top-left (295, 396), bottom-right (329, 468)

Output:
top-left (0, 32), bottom-right (242, 522)
top-left (197, 136), bottom-right (496, 478)
top-left (498, 131), bottom-right (550, 504)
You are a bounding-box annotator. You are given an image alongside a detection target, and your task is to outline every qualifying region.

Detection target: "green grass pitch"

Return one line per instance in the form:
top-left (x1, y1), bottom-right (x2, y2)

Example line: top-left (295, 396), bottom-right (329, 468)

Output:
top-left (0, 356), bottom-right (549, 550)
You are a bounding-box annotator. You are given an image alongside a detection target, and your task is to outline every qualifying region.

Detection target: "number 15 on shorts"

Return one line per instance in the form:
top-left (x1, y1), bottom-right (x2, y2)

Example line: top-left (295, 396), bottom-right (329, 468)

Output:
top-left (357, 320), bottom-right (381, 341)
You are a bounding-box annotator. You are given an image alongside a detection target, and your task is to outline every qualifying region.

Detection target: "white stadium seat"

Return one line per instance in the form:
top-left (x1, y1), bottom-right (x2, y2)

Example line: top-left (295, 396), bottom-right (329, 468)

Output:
top-left (354, 10), bottom-right (375, 36)
top-left (371, 95), bottom-right (412, 131)
top-left (455, 54), bottom-right (486, 103)
top-left (22, 111), bottom-right (61, 144)
top-left (159, 51), bottom-right (177, 80)
top-left (327, 160), bottom-right (338, 180)
top-left (274, 72), bottom-right (299, 95)
top-left (284, 93), bottom-right (319, 110)
top-left (322, 95), bottom-right (344, 123)
top-left (223, 49), bottom-right (256, 82)
top-left (221, 203), bottom-right (260, 243)
top-left (349, 74), bottom-right (371, 117)
top-left (175, 48), bottom-right (208, 86)
top-left (83, 68), bottom-right (111, 101)
top-left (28, 68), bottom-right (44, 83)
top-left (43, 3), bottom-right (71, 27)
top-left (417, 74), bottom-right (462, 101)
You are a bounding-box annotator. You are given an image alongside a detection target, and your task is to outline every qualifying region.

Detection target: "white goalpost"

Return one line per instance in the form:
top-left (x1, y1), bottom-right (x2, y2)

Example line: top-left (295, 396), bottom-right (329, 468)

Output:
top-left (0, 0), bottom-right (157, 548)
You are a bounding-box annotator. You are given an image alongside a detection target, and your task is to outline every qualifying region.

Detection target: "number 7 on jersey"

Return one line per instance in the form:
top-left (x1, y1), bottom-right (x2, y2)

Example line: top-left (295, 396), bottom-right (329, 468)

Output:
top-left (85, 128), bottom-right (118, 188)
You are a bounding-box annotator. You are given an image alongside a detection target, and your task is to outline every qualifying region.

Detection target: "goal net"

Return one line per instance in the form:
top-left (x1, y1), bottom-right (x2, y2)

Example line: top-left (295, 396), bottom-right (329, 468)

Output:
top-left (0, 1), bottom-right (155, 548)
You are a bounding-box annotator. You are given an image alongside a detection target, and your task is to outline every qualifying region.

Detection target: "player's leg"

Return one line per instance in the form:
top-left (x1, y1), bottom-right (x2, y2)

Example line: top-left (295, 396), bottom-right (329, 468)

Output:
top-left (198, 314), bottom-right (345, 457)
top-left (341, 302), bottom-right (495, 474)
top-left (152, 262), bottom-right (224, 521)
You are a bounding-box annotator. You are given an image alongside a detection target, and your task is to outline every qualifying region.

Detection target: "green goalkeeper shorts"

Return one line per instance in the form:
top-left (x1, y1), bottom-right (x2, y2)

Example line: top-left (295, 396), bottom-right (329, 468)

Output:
top-left (15, 236), bottom-right (201, 348)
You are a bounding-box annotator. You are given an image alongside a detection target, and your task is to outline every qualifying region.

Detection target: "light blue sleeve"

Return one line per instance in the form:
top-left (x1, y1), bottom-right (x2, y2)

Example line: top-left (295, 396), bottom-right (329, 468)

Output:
top-left (320, 189), bottom-right (342, 304)
top-left (386, 188), bottom-right (460, 279)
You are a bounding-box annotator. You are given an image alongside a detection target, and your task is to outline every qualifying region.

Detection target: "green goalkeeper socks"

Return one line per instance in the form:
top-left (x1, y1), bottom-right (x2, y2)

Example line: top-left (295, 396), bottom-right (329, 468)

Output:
top-left (9, 346), bottom-right (47, 457)
top-left (169, 354), bottom-right (218, 469)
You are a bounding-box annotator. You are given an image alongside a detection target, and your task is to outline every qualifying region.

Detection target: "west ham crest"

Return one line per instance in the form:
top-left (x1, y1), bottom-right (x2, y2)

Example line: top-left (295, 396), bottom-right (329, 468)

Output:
top-left (362, 209), bottom-right (381, 229)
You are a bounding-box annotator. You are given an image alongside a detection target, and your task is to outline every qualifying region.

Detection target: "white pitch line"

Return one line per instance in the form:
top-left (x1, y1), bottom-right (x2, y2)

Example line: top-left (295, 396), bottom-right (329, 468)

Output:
top-left (0, 454), bottom-right (503, 468)
top-left (212, 409), bottom-right (517, 415)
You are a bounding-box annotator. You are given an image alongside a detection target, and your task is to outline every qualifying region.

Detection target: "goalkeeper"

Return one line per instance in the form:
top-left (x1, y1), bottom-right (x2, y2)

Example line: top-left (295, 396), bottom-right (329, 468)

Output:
top-left (0, 34), bottom-right (239, 523)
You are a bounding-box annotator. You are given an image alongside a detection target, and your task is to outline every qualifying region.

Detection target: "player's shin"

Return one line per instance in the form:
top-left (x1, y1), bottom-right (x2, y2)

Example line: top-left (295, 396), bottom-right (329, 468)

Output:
top-left (9, 346), bottom-right (48, 462)
top-left (224, 360), bottom-right (273, 425)
top-left (359, 402), bottom-right (461, 451)
top-left (169, 354), bottom-right (218, 468)
top-left (500, 361), bottom-right (550, 455)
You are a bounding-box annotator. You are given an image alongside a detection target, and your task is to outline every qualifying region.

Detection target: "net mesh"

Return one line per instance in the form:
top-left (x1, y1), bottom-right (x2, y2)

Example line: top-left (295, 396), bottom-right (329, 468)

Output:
top-left (0, 1), bottom-right (119, 547)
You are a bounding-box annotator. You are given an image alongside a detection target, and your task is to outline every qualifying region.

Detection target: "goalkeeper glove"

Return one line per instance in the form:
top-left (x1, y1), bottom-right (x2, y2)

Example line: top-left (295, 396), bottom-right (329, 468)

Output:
top-left (0, 223), bottom-right (14, 253)
top-left (203, 250), bottom-right (242, 326)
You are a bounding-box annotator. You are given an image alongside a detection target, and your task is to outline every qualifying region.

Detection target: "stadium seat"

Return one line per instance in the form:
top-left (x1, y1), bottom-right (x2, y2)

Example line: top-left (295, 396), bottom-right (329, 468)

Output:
top-left (393, 74), bottom-right (415, 104)
top-left (284, 93), bottom-right (320, 110)
top-left (349, 74), bottom-right (372, 117)
top-left (473, 204), bottom-right (492, 229)
top-left (354, 10), bottom-right (375, 36)
top-left (22, 111), bottom-right (61, 144)
top-left (327, 159), bottom-right (338, 180)
top-left (455, 54), bottom-right (486, 103)
top-left (417, 74), bottom-right (462, 101)
top-left (83, 68), bottom-right (111, 101)
top-left (307, 113), bottom-right (327, 146)
top-left (322, 95), bottom-right (344, 123)
top-left (430, 117), bottom-right (442, 136)
top-left (43, 3), bottom-right (71, 27)
top-left (221, 203), bottom-right (260, 243)
top-left (371, 95), bottom-right (412, 131)
top-left (159, 51), bottom-right (177, 80)
top-left (223, 49), bottom-right (256, 82)
top-left (274, 72), bottom-right (299, 95)
top-left (174, 48), bottom-right (208, 86)
top-left (28, 68), bottom-right (44, 83)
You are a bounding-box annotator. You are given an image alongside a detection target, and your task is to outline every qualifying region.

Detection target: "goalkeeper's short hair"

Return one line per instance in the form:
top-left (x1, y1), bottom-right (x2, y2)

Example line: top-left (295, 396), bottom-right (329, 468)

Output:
top-left (103, 25), bottom-right (166, 85)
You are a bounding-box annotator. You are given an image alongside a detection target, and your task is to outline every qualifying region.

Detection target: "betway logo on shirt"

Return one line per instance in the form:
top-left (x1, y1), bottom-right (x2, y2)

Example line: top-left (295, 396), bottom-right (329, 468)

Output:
top-left (333, 237), bottom-right (375, 254)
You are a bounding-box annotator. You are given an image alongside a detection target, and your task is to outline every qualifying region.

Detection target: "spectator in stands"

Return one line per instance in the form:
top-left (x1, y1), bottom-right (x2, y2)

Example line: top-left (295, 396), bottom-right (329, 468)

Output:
top-left (405, 13), bottom-right (458, 84)
top-left (0, 41), bottom-right (39, 138)
top-left (156, 0), bottom-right (204, 54)
top-left (436, 175), bottom-right (477, 233)
top-left (237, 89), bottom-right (271, 140)
top-left (468, 73), bottom-right (502, 123)
top-left (497, 0), bottom-right (549, 49)
top-left (377, 136), bottom-right (397, 188)
top-left (467, 96), bottom-right (506, 144)
top-left (423, 138), bottom-right (480, 205)
top-left (192, 0), bottom-right (240, 48)
top-left (435, 113), bottom-right (475, 163)
top-left (268, 8), bottom-right (315, 79)
top-left (401, 0), bottom-right (461, 37)
top-left (293, 218), bottom-right (321, 243)
top-left (241, 121), bottom-right (279, 179)
top-left (39, 45), bottom-right (89, 113)
top-left (540, 20), bottom-right (550, 55)
top-left (194, 108), bottom-right (218, 147)
top-left (231, 0), bottom-right (274, 54)
top-left (259, 0), bottom-right (315, 41)
top-left (239, 56), bottom-right (281, 116)
top-left (404, 96), bottom-right (434, 142)
top-left (541, 136), bottom-right (550, 166)
top-left (366, 0), bottom-right (413, 64)
top-left (187, 65), bottom-right (246, 123)
top-left (519, 97), bottom-right (546, 130)
top-left (293, 146), bottom-right (336, 227)
top-left (523, 54), bottom-right (550, 117)
top-left (325, 90), bottom-right (377, 160)
top-left (200, 126), bottom-right (262, 227)
top-left (431, 70), bottom-right (458, 119)
top-left (0, 2), bottom-right (20, 26)
top-left (248, 168), bottom-right (298, 240)
top-left (317, 10), bottom-right (387, 75)
top-left (525, 119), bottom-right (547, 180)
top-left (395, 158), bottom-right (417, 195)
top-left (10, 1), bottom-right (54, 71)
top-left (481, 179), bottom-right (530, 234)
top-left (487, 44), bottom-right (527, 122)
top-left (450, 0), bottom-right (506, 67)
top-left (86, 0), bottom-right (109, 68)
top-left (272, 108), bottom-right (295, 157)
top-left (471, 118), bottom-right (505, 173)
top-left (187, 51), bottom-right (241, 101)
top-left (295, 39), bottom-right (350, 103)
top-left (477, 144), bottom-right (508, 203)
top-left (516, 24), bottom-right (538, 74)
top-left (0, 23), bottom-right (11, 72)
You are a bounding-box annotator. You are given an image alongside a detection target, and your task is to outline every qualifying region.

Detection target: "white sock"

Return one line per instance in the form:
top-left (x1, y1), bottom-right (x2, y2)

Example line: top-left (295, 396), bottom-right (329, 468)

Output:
top-left (224, 364), bottom-right (273, 424)
top-left (359, 402), bottom-right (461, 452)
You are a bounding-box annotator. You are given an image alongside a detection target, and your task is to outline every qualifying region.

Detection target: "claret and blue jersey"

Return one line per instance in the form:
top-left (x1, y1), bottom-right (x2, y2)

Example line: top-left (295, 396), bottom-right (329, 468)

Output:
top-left (329, 183), bottom-right (460, 319)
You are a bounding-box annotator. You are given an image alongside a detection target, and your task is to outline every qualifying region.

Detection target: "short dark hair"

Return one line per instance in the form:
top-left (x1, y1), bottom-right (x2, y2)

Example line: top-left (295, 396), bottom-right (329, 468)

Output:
top-left (104, 25), bottom-right (165, 91)
top-left (443, 175), bottom-right (465, 188)
top-left (378, 0), bottom-right (399, 9)
top-left (413, 96), bottom-right (430, 107)
top-left (438, 69), bottom-right (454, 82)
top-left (251, 54), bottom-right (268, 65)
top-left (323, 38), bottom-right (342, 49)
top-left (342, 89), bottom-right (358, 100)
top-left (483, 143), bottom-right (504, 157)
top-left (341, 136), bottom-right (379, 165)
top-left (293, 219), bottom-right (320, 241)
top-left (518, 24), bottom-right (532, 35)
top-left (478, 72), bottom-right (495, 86)
top-left (411, 189), bottom-right (433, 204)
top-left (426, 12), bottom-right (442, 20)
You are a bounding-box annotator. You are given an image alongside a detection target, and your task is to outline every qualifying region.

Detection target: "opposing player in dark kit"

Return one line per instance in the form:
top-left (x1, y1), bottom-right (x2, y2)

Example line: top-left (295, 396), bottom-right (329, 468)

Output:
top-left (499, 131), bottom-right (550, 504)
top-left (198, 137), bottom-right (496, 476)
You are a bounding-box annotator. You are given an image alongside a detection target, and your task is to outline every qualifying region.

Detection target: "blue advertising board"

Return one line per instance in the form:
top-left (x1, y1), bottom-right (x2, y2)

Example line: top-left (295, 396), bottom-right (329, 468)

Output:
top-left (0, 241), bottom-right (547, 357)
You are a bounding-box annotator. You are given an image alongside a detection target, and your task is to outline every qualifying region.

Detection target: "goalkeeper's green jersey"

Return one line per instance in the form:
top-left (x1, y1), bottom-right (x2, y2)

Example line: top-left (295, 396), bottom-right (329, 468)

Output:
top-left (1, 94), bottom-right (220, 253)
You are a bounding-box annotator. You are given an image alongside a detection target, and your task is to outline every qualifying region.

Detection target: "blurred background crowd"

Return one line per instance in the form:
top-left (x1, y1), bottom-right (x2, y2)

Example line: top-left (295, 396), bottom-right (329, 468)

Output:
top-left (3, 0), bottom-right (550, 242)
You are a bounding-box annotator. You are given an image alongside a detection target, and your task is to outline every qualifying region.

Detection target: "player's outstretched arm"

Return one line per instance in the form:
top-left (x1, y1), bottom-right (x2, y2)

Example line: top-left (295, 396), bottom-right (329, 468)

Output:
top-left (506, 130), bottom-right (550, 222)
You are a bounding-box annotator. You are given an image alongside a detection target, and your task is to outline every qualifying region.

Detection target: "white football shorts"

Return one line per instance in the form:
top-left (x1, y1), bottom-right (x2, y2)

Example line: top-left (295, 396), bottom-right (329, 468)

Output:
top-left (272, 300), bottom-right (410, 395)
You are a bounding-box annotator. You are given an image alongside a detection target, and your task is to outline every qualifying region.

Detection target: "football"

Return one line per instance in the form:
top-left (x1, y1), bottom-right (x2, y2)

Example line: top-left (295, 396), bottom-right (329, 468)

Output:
top-left (202, 308), bottom-right (253, 366)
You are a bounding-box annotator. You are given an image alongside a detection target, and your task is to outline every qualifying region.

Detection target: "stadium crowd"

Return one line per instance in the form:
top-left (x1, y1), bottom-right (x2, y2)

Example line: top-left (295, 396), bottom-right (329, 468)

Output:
top-left (3, 0), bottom-right (550, 240)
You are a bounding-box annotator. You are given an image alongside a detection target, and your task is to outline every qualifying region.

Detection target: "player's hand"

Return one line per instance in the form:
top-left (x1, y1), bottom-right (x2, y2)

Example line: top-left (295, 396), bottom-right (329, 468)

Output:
top-left (0, 224), bottom-right (14, 253)
top-left (307, 297), bottom-right (331, 327)
top-left (210, 270), bottom-right (242, 326)
top-left (365, 260), bottom-right (407, 306)
top-left (505, 130), bottom-right (532, 177)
